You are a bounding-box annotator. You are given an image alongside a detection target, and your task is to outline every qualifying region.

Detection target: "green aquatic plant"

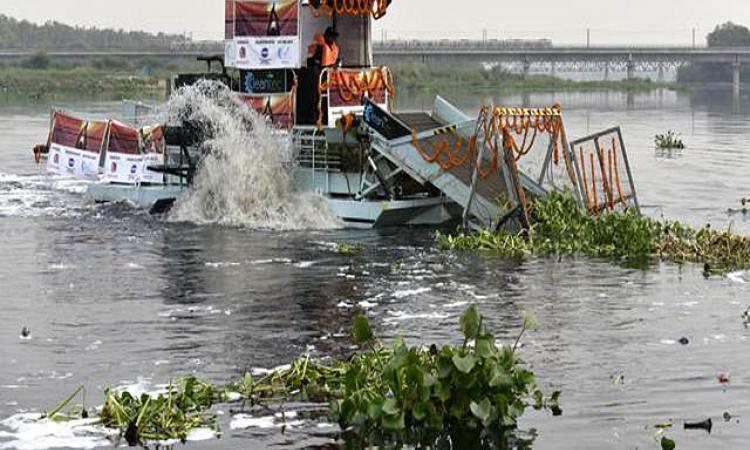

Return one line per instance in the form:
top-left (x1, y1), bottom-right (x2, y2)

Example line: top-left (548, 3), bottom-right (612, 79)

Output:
top-left (46, 306), bottom-right (559, 447)
top-left (438, 192), bottom-right (750, 273)
top-left (337, 242), bottom-right (365, 256)
top-left (331, 305), bottom-right (560, 441)
top-left (99, 377), bottom-right (219, 445)
top-left (655, 131), bottom-right (686, 150)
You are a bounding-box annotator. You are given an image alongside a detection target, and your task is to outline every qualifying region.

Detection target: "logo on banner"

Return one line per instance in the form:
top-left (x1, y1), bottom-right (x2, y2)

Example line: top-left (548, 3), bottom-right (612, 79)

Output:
top-left (53, 153), bottom-right (59, 164)
top-left (67, 158), bottom-right (75, 169)
top-left (239, 46), bottom-right (247, 60)
top-left (130, 165), bottom-right (138, 175)
top-left (111, 162), bottom-right (117, 173)
top-left (260, 47), bottom-right (270, 61)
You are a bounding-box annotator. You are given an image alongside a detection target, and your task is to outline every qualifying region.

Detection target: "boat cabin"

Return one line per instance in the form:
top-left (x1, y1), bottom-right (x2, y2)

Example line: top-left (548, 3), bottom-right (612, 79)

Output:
top-left (222, 0), bottom-right (394, 129)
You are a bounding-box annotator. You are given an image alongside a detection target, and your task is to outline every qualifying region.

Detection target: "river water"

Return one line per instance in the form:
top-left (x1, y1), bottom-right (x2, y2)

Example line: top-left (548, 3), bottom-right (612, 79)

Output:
top-left (1, 88), bottom-right (750, 449)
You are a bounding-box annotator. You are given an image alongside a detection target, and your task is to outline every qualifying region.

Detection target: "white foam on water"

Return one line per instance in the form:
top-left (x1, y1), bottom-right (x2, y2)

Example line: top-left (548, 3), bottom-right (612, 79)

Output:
top-left (230, 411), bottom-right (302, 430)
top-left (385, 311), bottom-right (450, 322)
top-left (0, 172), bottom-right (92, 218)
top-left (392, 287), bottom-right (432, 299)
top-left (160, 81), bottom-right (341, 230)
top-left (727, 270), bottom-right (749, 284)
top-left (112, 377), bottom-right (168, 398)
top-left (0, 413), bottom-right (114, 450)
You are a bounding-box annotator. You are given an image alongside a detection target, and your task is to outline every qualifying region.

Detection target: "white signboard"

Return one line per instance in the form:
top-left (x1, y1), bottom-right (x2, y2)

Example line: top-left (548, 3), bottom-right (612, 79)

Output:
top-left (227, 37), bottom-right (301, 69)
top-left (102, 153), bottom-right (165, 185)
top-left (103, 153), bottom-right (145, 185)
top-left (47, 143), bottom-right (100, 180)
top-left (140, 153), bottom-right (165, 185)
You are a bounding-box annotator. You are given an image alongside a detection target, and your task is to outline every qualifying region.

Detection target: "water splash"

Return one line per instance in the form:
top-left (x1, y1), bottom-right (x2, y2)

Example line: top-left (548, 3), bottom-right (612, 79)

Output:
top-left (160, 81), bottom-right (341, 230)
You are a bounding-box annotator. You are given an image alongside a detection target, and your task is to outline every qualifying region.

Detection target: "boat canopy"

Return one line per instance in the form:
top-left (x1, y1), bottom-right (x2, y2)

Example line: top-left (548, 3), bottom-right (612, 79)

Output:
top-left (49, 111), bottom-right (108, 153)
top-left (225, 0), bottom-right (378, 70)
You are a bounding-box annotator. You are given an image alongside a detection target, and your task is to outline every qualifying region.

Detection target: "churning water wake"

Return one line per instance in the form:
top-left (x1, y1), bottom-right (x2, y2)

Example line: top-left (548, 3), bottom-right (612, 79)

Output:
top-left (160, 81), bottom-right (341, 230)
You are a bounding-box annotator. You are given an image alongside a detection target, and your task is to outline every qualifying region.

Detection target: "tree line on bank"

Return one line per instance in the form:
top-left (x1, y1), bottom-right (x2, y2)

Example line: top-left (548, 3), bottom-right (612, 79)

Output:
top-left (678, 22), bottom-right (750, 83)
top-left (0, 14), bottom-right (187, 51)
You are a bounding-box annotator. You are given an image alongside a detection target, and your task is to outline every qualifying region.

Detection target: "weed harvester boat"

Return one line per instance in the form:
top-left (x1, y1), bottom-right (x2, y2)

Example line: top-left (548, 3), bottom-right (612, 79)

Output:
top-left (33, 0), bottom-right (640, 228)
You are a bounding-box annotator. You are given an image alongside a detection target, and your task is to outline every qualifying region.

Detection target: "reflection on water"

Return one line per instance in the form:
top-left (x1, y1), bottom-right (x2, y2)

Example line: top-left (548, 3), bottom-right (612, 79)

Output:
top-left (0, 88), bottom-right (750, 449)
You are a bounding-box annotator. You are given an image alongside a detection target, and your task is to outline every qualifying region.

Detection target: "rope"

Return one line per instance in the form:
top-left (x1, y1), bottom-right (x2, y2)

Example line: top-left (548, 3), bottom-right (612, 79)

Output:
top-left (317, 67), bottom-right (395, 128)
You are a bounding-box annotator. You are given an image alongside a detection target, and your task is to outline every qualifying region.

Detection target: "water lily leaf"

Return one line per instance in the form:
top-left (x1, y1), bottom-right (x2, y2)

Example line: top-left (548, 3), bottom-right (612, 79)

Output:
top-left (413, 402), bottom-right (428, 421)
top-left (352, 315), bottom-right (373, 344)
top-left (368, 398), bottom-right (384, 420)
top-left (382, 411), bottom-right (406, 431)
top-left (460, 305), bottom-right (482, 340)
top-left (475, 337), bottom-right (495, 358)
top-left (661, 436), bottom-right (676, 450)
top-left (470, 398), bottom-right (491, 423)
top-left (452, 354), bottom-right (478, 374)
top-left (382, 398), bottom-right (400, 416)
top-left (490, 367), bottom-right (512, 388)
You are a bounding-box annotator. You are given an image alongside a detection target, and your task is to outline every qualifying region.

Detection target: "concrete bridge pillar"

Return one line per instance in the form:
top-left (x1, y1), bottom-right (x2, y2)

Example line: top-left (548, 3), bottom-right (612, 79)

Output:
top-left (733, 61), bottom-right (741, 95)
top-left (551, 62), bottom-right (556, 78)
top-left (657, 64), bottom-right (665, 82)
top-left (626, 60), bottom-right (636, 81)
top-left (603, 63), bottom-right (610, 81)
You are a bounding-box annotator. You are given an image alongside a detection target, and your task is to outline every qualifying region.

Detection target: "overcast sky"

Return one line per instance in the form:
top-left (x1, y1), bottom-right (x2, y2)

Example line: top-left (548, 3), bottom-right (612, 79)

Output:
top-left (3, 0), bottom-right (749, 45)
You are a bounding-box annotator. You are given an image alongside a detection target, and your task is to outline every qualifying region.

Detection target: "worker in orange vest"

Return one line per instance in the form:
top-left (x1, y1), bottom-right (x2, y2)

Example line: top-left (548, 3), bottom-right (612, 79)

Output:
top-left (308, 26), bottom-right (340, 69)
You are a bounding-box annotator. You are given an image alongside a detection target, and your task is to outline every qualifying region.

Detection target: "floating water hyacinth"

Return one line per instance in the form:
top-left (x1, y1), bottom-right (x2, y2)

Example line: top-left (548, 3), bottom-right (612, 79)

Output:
top-left (40, 306), bottom-right (560, 447)
top-left (655, 130), bottom-right (686, 150)
top-left (438, 192), bottom-right (750, 274)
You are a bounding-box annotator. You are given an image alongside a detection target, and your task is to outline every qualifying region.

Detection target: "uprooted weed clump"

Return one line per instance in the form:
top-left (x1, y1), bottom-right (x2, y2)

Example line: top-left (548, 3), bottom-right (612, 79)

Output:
top-left (44, 306), bottom-right (560, 448)
top-left (438, 192), bottom-right (750, 273)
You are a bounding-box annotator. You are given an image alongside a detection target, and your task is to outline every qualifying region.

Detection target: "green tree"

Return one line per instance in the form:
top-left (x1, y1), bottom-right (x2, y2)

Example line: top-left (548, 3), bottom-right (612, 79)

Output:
top-left (707, 22), bottom-right (750, 47)
top-left (678, 22), bottom-right (750, 83)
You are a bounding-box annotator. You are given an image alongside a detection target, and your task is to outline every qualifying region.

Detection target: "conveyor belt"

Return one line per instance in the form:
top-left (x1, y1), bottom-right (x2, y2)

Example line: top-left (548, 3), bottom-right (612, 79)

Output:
top-left (394, 112), bottom-right (445, 133)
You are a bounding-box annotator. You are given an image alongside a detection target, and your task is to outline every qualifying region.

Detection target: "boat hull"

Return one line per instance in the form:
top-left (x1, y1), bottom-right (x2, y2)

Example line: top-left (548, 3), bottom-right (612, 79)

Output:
top-left (86, 182), bottom-right (459, 228)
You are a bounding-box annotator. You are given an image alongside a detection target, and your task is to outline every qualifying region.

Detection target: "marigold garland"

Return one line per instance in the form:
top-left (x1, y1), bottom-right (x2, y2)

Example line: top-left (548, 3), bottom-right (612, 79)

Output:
top-left (308, 0), bottom-right (390, 19)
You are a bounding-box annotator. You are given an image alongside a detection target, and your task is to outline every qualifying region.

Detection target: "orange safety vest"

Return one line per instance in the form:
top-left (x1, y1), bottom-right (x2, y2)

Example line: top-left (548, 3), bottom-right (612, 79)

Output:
top-left (308, 33), bottom-right (339, 67)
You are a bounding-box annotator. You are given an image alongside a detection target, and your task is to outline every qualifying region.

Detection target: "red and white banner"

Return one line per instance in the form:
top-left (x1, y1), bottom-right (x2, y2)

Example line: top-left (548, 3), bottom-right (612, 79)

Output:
top-left (240, 92), bottom-right (296, 129)
top-left (46, 112), bottom-right (106, 180)
top-left (139, 125), bottom-right (166, 184)
top-left (225, 0), bottom-right (301, 70)
top-left (102, 122), bottom-right (165, 185)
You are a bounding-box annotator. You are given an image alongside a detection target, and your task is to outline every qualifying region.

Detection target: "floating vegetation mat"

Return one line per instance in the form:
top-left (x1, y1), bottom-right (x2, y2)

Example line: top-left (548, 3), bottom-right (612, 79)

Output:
top-left (655, 130), bottom-right (686, 150)
top-left (37, 306), bottom-right (559, 447)
top-left (438, 192), bottom-right (750, 273)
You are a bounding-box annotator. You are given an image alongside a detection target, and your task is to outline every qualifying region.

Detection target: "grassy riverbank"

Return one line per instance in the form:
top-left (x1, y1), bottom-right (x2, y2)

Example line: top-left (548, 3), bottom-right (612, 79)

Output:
top-left (0, 67), bottom-right (168, 101)
top-left (0, 60), bottom-right (680, 101)
top-left (389, 62), bottom-right (680, 93)
top-left (0, 54), bottom-right (204, 101)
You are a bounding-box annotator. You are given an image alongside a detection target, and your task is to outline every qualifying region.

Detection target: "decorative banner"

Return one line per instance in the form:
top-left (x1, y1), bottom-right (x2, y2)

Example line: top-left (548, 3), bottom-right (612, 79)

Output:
top-left (103, 121), bottom-right (164, 185)
top-left (240, 92), bottom-right (295, 129)
top-left (46, 111), bottom-right (106, 180)
top-left (139, 125), bottom-right (167, 185)
top-left (320, 68), bottom-right (393, 128)
top-left (225, 0), bottom-right (301, 70)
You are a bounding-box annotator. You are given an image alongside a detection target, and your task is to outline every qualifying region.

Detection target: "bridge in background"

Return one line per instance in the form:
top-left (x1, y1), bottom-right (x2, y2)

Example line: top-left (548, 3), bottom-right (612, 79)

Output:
top-left (4, 43), bottom-right (750, 91)
top-left (373, 44), bottom-right (750, 91)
